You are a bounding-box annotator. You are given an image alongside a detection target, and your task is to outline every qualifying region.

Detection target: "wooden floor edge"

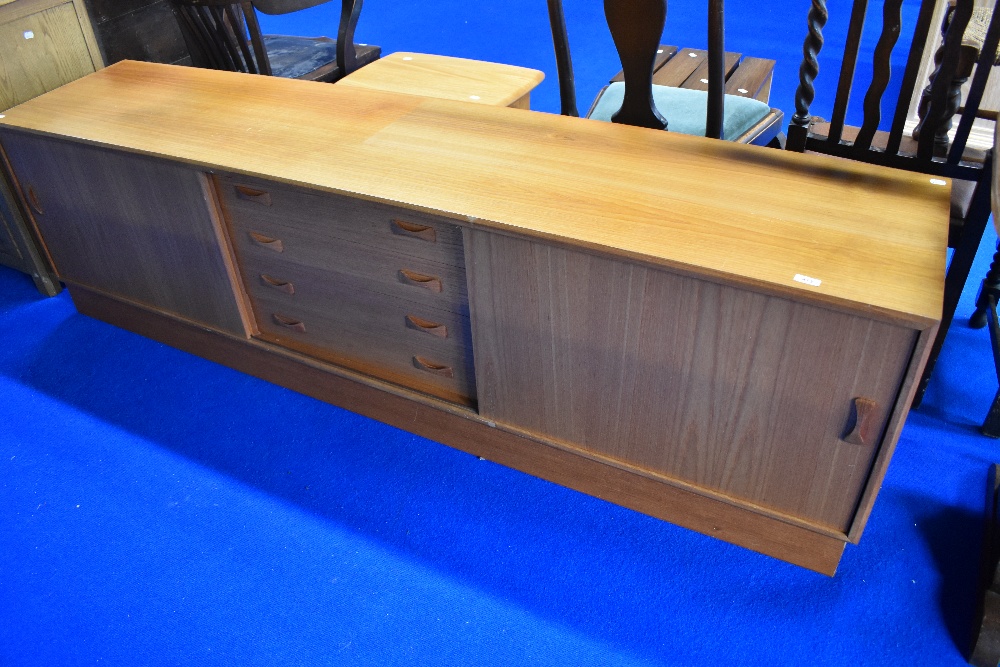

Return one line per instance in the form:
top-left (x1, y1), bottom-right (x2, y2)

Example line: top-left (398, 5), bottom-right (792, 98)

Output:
top-left (68, 285), bottom-right (847, 576)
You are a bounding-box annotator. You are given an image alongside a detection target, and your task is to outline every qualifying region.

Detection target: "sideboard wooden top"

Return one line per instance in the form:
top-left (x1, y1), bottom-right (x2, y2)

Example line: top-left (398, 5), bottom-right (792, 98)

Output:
top-left (0, 61), bottom-right (948, 325)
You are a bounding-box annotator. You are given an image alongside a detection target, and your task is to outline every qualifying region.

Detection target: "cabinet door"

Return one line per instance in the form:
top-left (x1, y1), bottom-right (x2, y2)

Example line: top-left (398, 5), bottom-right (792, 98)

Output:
top-left (1, 131), bottom-right (248, 336)
top-left (468, 231), bottom-right (916, 534)
top-left (0, 0), bottom-right (101, 111)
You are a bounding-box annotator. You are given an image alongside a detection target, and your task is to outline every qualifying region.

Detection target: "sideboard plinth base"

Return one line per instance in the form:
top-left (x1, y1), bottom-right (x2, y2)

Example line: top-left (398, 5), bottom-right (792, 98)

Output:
top-left (69, 283), bottom-right (848, 575)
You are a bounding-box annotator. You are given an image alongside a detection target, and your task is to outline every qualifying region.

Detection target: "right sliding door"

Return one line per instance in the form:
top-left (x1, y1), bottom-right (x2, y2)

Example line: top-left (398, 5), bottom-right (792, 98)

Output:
top-left (467, 230), bottom-right (916, 534)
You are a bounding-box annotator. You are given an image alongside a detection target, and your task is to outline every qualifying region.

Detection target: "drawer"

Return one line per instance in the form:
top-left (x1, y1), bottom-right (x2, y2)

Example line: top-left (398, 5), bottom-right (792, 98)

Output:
top-left (235, 236), bottom-right (469, 317)
top-left (215, 172), bottom-right (466, 268)
top-left (246, 268), bottom-right (476, 406)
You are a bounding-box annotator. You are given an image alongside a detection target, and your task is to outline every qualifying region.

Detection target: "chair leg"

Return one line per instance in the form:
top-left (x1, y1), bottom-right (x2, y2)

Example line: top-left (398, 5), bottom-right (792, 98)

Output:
top-left (336, 0), bottom-right (363, 76)
top-left (985, 295), bottom-right (1000, 439)
top-left (986, 389), bottom-right (1000, 439)
top-left (913, 160), bottom-right (993, 408)
top-left (972, 241), bottom-right (1000, 330)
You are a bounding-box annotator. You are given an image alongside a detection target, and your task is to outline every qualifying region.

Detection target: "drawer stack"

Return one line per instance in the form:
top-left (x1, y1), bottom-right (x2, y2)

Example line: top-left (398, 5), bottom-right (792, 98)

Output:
top-left (215, 173), bottom-right (476, 406)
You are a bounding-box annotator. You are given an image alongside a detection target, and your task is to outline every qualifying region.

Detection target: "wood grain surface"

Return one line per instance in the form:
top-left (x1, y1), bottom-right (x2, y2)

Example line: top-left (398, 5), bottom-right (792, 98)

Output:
top-left (337, 52), bottom-right (544, 107)
top-left (1, 131), bottom-right (248, 335)
top-left (0, 61), bottom-right (947, 327)
top-left (469, 231), bottom-right (916, 532)
top-left (68, 282), bottom-right (850, 574)
top-left (217, 169), bottom-right (477, 404)
top-left (0, 0), bottom-right (101, 111)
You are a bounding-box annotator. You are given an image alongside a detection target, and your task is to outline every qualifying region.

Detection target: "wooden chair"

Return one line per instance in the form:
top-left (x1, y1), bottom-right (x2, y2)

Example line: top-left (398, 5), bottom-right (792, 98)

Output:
top-left (786, 0), bottom-right (1000, 407)
top-left (545, 0), bottom-right (784, 146)
top-left (974, 246), bottom-right (1000, 440)
top-left (970, 128), bottom-right (1000, 438)
top-left (171, 0), bottom-right (379, 82)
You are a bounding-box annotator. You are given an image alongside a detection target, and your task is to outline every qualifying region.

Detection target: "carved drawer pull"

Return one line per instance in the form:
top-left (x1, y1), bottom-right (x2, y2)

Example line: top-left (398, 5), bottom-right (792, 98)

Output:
top-left (272, 313), bottom-right (305, 333)
top-left (391, 219), bottom-right (436, 242)
top-left (842, 397), bottom-right (878, 446)
top-left (260, 274), bottom-right (294, 294)
top-left (26, 186), bottom-right (43, 215)
top-left (413, 356), bottom-right (453, 378)
top-left (405, 314), bottom-right (448, 338)
top-left (398, 269), bottom-right (442, 293)
top-left (249, 231), bottom-right (284, 252)
top-left (234, 185), bottom-right (272, 206)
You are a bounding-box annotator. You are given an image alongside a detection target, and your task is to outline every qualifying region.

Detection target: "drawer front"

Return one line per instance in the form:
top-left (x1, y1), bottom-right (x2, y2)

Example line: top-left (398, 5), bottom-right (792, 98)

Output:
top-left (216, 172), bottom-right (466, 268)
top-left (248, 271), bottom-right (476, 405)
top-left (230, 223), bottom-right (469, 316)
top-left (216, 174), bottom-right (476, 404)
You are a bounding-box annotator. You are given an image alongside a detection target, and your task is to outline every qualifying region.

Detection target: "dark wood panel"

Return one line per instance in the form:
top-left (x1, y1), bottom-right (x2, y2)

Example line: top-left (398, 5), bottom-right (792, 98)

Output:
top-left (83, 0), bottom-right (190, 65)
top-left (84, 0), bottom-right (165, 25)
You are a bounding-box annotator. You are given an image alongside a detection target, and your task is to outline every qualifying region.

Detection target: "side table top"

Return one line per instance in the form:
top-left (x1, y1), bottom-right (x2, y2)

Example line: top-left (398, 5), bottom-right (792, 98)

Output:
top-left (337, 52), bottom-right (544, 107)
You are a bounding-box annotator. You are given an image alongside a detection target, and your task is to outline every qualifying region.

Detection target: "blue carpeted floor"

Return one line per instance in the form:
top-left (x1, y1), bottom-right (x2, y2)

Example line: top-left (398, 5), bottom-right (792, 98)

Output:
top-left (3, 1), bottom-right (1000, 665)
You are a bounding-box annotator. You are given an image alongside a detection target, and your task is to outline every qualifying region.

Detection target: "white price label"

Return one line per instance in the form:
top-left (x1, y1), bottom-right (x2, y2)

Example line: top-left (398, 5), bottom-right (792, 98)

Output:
top-left (793, 274), bottom-right (822, 287)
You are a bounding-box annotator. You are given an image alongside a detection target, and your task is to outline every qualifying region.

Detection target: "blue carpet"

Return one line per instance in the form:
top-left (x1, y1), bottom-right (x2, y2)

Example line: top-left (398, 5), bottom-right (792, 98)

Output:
top-left (3, 1), bottom-right (1000, 665)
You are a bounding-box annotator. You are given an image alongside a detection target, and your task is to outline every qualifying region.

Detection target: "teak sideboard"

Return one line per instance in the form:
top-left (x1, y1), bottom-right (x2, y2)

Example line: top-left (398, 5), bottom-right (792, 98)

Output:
top-left (0, 61), bottom-right (949, 575)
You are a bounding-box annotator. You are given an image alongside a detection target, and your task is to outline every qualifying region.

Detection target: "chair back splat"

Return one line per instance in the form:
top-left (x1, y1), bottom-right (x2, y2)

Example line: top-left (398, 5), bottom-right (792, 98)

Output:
top-left (706, 0), bottom-right (725, 138)
top-left (171, 0), bottom-right (379, 82)
top-left (605, 0), bottom-right (669, 129)
top-left (174, 2), bottom-right (265, 74)
top-left (546, 0), bottom-right (579, 117)
top-left (786, 0), bottom-right (1000, 405)
top-left (546, 0), bottom-right (783, 146)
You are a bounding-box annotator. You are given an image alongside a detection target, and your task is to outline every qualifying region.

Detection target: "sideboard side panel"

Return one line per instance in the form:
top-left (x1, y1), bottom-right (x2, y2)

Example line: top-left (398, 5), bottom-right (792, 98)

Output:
top-left (0, 131), bottom-right (247, 336)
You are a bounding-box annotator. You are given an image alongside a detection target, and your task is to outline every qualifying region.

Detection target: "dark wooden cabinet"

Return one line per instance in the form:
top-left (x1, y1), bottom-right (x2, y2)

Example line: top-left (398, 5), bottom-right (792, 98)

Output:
top-left (82, 0), bottom-right (190, 67)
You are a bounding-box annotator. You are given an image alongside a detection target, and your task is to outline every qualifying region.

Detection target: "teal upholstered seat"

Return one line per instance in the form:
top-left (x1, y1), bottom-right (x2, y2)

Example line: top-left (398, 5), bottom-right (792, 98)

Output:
top-left (589, 82), bottom-right (772, 139)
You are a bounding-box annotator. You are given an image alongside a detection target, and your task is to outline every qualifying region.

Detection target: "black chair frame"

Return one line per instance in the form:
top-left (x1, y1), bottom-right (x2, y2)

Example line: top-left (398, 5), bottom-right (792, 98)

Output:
top-left (788, 0), bottom-right (1000, 406)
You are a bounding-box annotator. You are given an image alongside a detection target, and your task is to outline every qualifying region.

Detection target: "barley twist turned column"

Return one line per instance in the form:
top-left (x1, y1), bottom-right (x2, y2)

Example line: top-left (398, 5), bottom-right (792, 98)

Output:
top-left (787, 0), bottom-right (828, 152)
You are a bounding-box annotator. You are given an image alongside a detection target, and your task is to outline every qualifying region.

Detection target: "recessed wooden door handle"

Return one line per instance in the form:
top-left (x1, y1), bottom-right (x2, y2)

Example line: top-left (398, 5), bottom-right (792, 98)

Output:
top-left (272, 313), bottom-right (305, 333)
top-left (413, 356), bottom-right (453, 377)
top-left (26, 186), bottom-right (43, 215)
top-left (842, 397), bottom-right (878, 446)
top-left (260, 274), bottom-right (294, 294)
top-left (391, 219), bottom-right (436, 242)
top-left (249, 231), bottom-right (284, 252)
top-left (398, 269), bottom-right (442, 293)
top-left (234, 185), bottom-right (272, 206)
top-left (405, 314), bottom-right (448, 338)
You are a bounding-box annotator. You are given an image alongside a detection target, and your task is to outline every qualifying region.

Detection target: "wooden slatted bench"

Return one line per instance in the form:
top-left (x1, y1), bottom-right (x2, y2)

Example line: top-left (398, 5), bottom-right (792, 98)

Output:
top-left (607, 45), bottom-right (775, 104)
